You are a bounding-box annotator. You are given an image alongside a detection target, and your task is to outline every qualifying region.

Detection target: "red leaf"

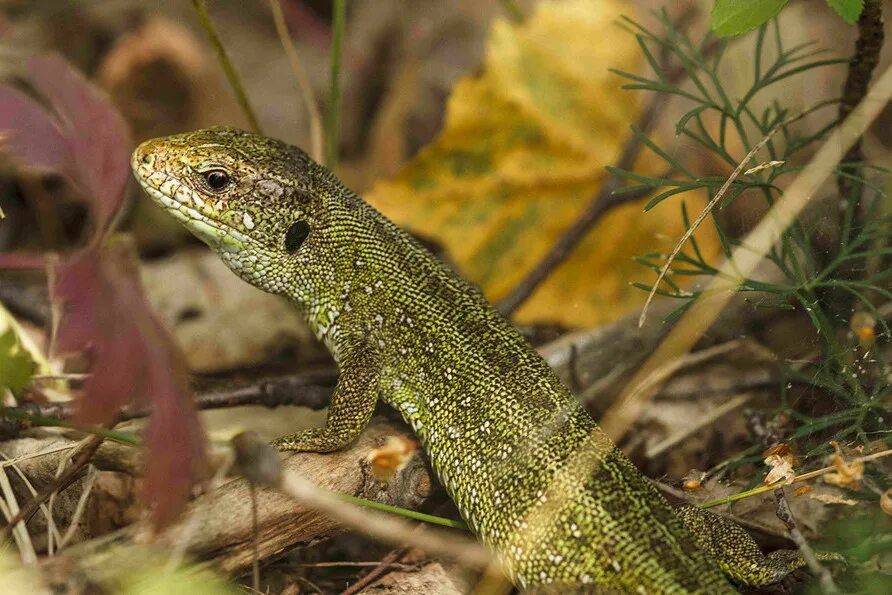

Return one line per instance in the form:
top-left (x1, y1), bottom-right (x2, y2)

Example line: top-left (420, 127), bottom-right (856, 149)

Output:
top-left (55, 244), bottom-right (208, 526)
top-left (0, 54), bottom-right (201, 528)
top-left (26, 55), bottom-right (131, 234)
top-left (0, 54), bottom-right (131, 239)
top-left (0, 86), bottom-right (72, 175)
top-left (142, 345), bottom-right (206, 527)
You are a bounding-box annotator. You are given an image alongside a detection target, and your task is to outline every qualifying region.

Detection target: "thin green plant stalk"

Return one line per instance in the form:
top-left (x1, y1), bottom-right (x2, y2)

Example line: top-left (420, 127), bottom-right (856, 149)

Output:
top-left (269, 0), bottom-right (324, 163)
top-left (0, 407), bottom-right (141, 445)
top-left (336, 491), bottom-right (469, 530)
top-left (191, 0), bottom-right (262, 134)
top-left (699, 447), bottom-right (892, 508)
top-left (325, 0), bottom-right (347, 169)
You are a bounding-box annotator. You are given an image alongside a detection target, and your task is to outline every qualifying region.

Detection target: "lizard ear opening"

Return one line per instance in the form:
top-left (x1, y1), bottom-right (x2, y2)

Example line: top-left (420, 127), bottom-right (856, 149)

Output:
top-left (284, 220), bottom-right (311, 254)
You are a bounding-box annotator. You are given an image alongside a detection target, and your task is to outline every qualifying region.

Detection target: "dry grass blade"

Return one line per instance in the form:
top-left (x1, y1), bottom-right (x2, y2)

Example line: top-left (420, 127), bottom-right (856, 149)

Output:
top-left (604, 62), bottom-right (892, 441)
top-left (638, 98), bottom-right (838, 328)
top-left (58, 466), bottom-right (97, 550)
top-left (269, 0), bottom-right (324, 162)
top-left (0, 466), bottom-right (37, 563)
top-left (0, 453), bottom-right (63, 551)
top-left (645, 393), bottom-right (753, 460)
top-left (190, 0), bottom-right (262, 133)
top-left (278, 467), bottom-right (492, 570)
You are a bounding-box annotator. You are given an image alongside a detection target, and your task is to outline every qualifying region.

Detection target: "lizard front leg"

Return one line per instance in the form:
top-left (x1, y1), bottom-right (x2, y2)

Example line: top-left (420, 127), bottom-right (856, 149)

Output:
top-left (273, 347), bottom-right (381, 453)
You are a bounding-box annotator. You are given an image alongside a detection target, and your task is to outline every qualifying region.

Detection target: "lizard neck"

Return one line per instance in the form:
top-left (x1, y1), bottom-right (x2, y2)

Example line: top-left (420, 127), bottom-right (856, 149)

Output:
top-left (280, 187), bottom-right (412, 362)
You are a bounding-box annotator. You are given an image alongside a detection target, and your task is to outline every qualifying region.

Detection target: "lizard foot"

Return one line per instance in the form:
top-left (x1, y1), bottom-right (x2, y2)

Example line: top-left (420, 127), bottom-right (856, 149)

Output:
top-left (272, 428), bottom-right (354, 453)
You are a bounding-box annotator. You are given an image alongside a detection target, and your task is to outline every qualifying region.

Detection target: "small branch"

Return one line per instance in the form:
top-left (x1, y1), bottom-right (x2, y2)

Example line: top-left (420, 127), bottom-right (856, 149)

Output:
top-left (191, 0), bottom-right (263, 134)
top-left (0, 406), bottom-right (140, 445)
top-left (3, 371), bottom-right (336, 438)
top-left (496, 99), bottom-right (666, 317)
top-left (341, 548), bottom-right (408, 595)
top-left (837, 0), bottom-right (884, 208)
top-left (270, 0), bottom-right (325, 162)
top-left (325, 0), bottom-right (347, 170)
top-left (774, 488), bottom-right (839, 594)
top-left (184, 372), bottom-right (335, 417)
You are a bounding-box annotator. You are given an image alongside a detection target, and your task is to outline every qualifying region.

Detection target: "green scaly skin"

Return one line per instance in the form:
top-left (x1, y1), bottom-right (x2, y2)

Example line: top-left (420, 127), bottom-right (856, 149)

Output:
top-left (132, 127), bottom-right (830, 593)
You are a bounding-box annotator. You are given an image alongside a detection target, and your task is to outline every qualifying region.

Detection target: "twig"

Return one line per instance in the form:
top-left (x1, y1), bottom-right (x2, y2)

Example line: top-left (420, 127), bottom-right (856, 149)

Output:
top-left (340, 548), bottom-right (407, 595)
top-left (189, 372), bottom-right (335, 414)
top-left (303, 560), bottom-right (415, 569)
top-left (31, 373), bottom-right (89, 381)
top-left (496, 27), bottom-right (720, 318)
top-left (700, 447), bottom-right (892, 508)
top-left (637, 98), bottom-right (839, 328)
top-left (598, 72), bottom-right (889, 441)
top-left (270, 0), bottom-right (324, 162)
top-left (4, 371), bottom-right (336, 435)
top-left (0, 431), bottom-right (105, 542)
top-left (495, 108), bottom-right (666, 317)
top-left (0, 450), bottom-right (64, 551)
top-left (774, 488), bottom-right (839, 593)
top-left (325, 0), bottom-right (347, 169)
top-left (191, 0), bottom-right (262, 134)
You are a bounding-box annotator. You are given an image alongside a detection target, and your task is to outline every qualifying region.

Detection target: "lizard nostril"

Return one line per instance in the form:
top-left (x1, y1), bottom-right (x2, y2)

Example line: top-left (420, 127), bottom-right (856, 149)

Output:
top-left (141, 153), bottom-right (153, 166)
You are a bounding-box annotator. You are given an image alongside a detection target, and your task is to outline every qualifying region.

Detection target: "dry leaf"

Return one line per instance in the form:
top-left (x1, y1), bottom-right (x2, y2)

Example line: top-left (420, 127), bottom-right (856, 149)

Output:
top-left (763, 443), bottom-right (797, 485)
top-left (367, 0), bottom-right (719, 326)
top-left (849, 310), bottom-right (876, 351)
top-left (794, 485), bottom-right (813, 497)
top-left (368, 435), bottom-right (418, 481)
top-left (823, 441), bottom-right (864, 491)
top-left (764, 454), bottom-right (796, 485)
top-left (682, 469), bottom-right (706, 491)
top-left (809, 493), bottom-right (859, 506)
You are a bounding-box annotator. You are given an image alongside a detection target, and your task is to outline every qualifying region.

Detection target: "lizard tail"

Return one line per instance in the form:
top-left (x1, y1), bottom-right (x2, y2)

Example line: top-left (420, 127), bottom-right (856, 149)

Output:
top-left (676, 505), bottom-right (845, 586)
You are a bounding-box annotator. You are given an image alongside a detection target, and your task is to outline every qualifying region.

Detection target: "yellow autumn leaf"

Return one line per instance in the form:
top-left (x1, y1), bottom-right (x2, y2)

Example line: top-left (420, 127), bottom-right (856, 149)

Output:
top-left (367, 0), bottom-right (719, 326)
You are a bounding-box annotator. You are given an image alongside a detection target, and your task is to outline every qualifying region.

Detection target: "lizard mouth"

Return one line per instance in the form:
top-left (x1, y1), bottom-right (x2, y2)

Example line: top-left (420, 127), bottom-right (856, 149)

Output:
top-left (131, 149), bottom-right (248, 253)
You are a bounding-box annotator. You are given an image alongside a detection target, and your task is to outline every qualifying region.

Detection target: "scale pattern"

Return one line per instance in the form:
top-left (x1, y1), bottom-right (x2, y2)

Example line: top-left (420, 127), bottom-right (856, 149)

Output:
top-left (132, 127), bottom-right (813, 593)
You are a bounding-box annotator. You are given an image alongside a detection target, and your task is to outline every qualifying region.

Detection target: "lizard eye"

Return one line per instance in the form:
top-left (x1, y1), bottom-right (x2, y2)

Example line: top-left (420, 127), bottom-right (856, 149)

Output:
top-left (284, 220), bottom-right (310, 254)
top-left (203, 170), bottom-right (231, 191)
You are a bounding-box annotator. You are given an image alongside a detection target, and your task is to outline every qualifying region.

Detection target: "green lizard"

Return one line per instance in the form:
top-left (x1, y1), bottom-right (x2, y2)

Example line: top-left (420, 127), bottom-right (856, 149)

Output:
top-left (132, 127), bottom-right (833, 593)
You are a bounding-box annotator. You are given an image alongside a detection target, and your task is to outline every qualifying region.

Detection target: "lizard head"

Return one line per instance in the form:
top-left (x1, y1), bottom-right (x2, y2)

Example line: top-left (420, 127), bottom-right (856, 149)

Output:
top-left (131, 127), bottom-right (333, 297)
